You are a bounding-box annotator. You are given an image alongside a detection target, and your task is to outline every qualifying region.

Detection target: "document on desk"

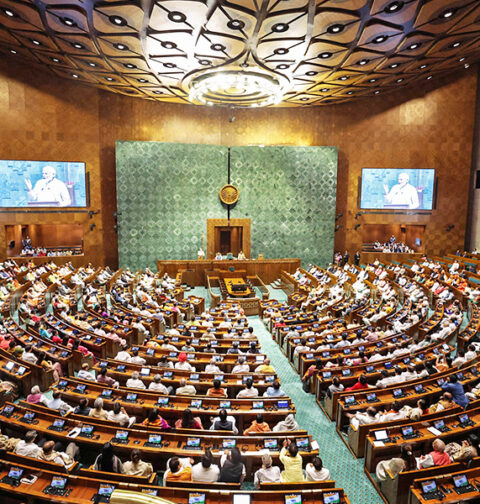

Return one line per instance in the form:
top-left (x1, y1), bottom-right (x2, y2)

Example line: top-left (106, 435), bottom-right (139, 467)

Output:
top-left (311, 440), bottom-right (319, 451)
top-left (67, 427), bottom-right (80, 438)
top-left (427, 427), bottom-right (441, 436)
top-left (373, 441), bottom-right (385, 447)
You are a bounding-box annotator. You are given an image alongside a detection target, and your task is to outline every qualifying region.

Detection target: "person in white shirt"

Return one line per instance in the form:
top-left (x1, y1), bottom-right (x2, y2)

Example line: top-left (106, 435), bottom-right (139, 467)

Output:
top-left (48, 391), bottom-right (73, 415)
top-left (77, 362), bottom-right (95, 381)
top-left (231, 357), bottom-right (250, 374)
top-left (192, 450), bottom-right (220, 482)
top-left (15, 430), bottom-right (41, 458)
top-left (148, 374), bottom-right (169, 394)
top-left (107, 402), bottom-right (135, 427)
top-left (130, 349), bottom-right (146, 365)
top-left (21, 344), bottom-right (38, 365)
top-left (254, 453), bottom-right (281, 487)
top-left (379, 402), bottom-right (407, 422)
top-left (305, 457), bottom-right (330, 481)
top-left (236, 378), bottom-right (259, 398)
top-left (126, 371), bottom-right (146, 389)
top-left (346, 407), bottom-right (379, 429)
top-left (175, 353), bottom-right (195, 371)
top-left (161, 338), bottom-right (179, 352)
top-left (115, 345), bottom-right (132, 362)
top-left (294, 339), bottom-right (310, 357)
top-left (465, 344), bottom-right (477, 361)
top-left (205, 357), bottom-right (221, 373)
top-left (176, 378), bottom-right (197, 396)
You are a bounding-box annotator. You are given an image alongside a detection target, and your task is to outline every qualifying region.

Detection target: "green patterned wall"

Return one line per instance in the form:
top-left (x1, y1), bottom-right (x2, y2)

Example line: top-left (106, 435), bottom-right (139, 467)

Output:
top-left (230, 146), bottom-right (338, 268)
top-left (116, 142), bottom-right (337, 270)
top-left (116, 141), bottom-right (227, 270)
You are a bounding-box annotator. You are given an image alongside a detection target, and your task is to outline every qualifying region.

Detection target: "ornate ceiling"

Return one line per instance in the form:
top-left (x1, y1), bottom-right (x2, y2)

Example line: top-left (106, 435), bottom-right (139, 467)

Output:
top-left (0, 0), bottom-right (479, 106)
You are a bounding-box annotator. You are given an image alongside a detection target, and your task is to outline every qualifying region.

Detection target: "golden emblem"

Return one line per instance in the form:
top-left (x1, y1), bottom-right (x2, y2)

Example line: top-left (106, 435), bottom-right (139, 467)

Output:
top-left (219, 184), bottom-right (239, 205)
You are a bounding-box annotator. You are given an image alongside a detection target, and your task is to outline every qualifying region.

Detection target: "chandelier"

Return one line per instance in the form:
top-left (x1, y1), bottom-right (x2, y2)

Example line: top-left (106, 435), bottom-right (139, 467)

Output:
top-left (188, 67), bottom-right (289, 108)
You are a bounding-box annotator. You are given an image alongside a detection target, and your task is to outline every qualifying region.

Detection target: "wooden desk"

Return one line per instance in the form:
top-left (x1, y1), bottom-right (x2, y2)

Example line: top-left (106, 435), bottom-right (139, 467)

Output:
top-left (224, 278), bottom-right (253, 298)
top-left (157, 259), bottom-right (301, 286)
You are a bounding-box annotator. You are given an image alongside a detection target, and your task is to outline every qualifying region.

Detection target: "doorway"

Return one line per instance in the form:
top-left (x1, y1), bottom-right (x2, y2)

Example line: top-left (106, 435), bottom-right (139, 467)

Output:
top-left (207, 219), bottom-right (251, 259)
top-left (215, 226), bottom-right (243, 256)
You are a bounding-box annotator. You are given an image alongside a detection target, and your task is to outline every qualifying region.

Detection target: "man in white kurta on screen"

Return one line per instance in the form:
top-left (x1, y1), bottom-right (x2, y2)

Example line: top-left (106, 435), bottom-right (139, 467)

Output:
top-left (25, 165), bottom-right (71, 207)
top-left (383, 172), bottom-right (419, 209)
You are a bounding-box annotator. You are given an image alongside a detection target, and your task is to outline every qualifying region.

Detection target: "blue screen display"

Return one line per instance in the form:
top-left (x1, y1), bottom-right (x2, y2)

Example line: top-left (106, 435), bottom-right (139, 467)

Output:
top-left (360, 168), bottom-right (435, 210)
top-left (0, 160), bottom-right (87, 207)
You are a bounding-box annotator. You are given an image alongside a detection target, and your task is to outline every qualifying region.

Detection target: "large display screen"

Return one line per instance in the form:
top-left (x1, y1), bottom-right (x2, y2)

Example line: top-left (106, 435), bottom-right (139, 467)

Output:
top-left (360, 168), bottom-right (435, 210)
top-left (0, 160), bottom-right (87, 207)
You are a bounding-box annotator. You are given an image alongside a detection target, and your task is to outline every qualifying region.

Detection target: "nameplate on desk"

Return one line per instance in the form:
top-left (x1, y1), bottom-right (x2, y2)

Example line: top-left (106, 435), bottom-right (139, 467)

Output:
top-left (373, 441), bottom-right (385, 447)
top-left (427, 427), bottom-right (442, 436)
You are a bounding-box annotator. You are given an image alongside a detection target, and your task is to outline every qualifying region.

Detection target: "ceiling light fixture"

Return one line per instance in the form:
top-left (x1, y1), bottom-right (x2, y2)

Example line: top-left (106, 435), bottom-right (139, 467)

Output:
top-left (114, 43), bottom-right (128, 51)
top-left (272, 23), bottom-right (289, 33)
top-left (441, 9), bottom-right (455, 18)
top-left (384, 1), bottom-right (404, 13)
top-left (319, 52), bottom-right (333, 59)
top-left (408, 43), bottom-right (420, 50)
top-left (227, 19), bottom-right (244, 30)
top-left (188, 67), bottom-right (288, 108)
top-left (168, 11), bottom-right (186, 23)
top-left (61, 17), bottom-right (76, 27)
top-left (109, 15), bottom-right (127, 26)
top-left (420, 64), bottom-right (428, 69)
top-left (389, 63), bottom-right (399, 68)
top-left (2, 8), bottom-right (15, 17)
top-left (327, 24), bottom-right (344, 34)
top-left (358, 59), bottom-right (369, 66)
top-left (373, 35), bottom-right (388, 44)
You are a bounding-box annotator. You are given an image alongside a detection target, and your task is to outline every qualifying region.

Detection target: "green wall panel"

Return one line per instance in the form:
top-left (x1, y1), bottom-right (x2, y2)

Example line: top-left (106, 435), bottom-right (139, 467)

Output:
top-left (116, 141), bottom-right (227, 270)
top-left (116, 142), bottom-right (337, 271)
top-left (230, 146), bottom-right (338, 268)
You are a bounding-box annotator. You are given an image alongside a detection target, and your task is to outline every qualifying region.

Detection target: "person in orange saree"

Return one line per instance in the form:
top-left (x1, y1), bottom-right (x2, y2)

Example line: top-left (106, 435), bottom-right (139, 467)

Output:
top-left (243, 414), bottom-right (271, 435)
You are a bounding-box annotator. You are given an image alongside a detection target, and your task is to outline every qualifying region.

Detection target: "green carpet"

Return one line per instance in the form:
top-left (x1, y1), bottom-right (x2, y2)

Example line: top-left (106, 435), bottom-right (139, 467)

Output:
top-left (249, 315), bottom-right (383, 504)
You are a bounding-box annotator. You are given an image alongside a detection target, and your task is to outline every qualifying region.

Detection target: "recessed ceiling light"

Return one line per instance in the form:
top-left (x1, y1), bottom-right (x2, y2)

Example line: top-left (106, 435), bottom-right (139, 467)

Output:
top-left (306, 71), bottom-right (317, 76)
top-left (347, 91), bottom-right (354, 95)
top-left (300, 97), bottom-right (309, 101)
top-left (274, 48), bottom-right (289, 55)
top-left (358, 59), bottom-right (369, 66)
top-left (396, 78), bottom-right (404, 83)
top-left (389, 63), bottom-right (399, 68)
top-left (72, 42), bottom-right (84, 49)
top-left (10, 49), bottom-right (17, 54)
top-left (199, 59), bottom-right (210, 66)
top-left (327, 24), bottom-right (344, 34)
top-left (459, 57), bottom-right (465, 62)
top-left (106, 77), bottom-right (114, 81)
top-left (138, 78), bottom-right (147, 83)
top-left (320, 88), bottom-right (329, 92)
top-left (88, 62), bottom-right (96, 67)
top-left (451, 42), bottom-right (461, 48)
top-left (420, 64), bottom-right (428, 69)
top-left (109, 15), bottom-right (127, 26)
top-left (227, 19), bottom-right (245, 30)
top-left (162, 41), bottom-right (177, 50)
top-left (168, 11), bottom-right (186, 23)
top-left (427, 75), bottom-right (433, 80)
top-left (153, 90), bottom-right (163, 94)
top-left (441, 9), bottom-right (455, 19)
top-left (272, 23), bottom-right (289, 33)
top-left (465, 63), bottom-right (470, 69)
top-left (124, 63), bottom-right (136, 69)
top-left (211, 43), bottom-right (225, 51)
top-left (163, 62), bottom-right (176, 68)
top-left (375, 90), bottom-right (381, 94)
top-left (31, 39), bottom-right (41, 46)
top-left (408, 43), bottom-right (420, 50)
top-left (339, 76), bottom-right (349, 81)
top-left (373, 35), bottom-right (388, 44)
top-left (61, 17), bottom-right (76, 27)
top-left (368, 78), bottom-right (377, 83)
top-left (114, 43), bottom-right (128, 51)
top-left (319, 52), bottom-right (332, 59)
top-left (72, 73), bottom-right (79, 78)
top-left (2, 8), bottom-right (15, 17)
top-left (51, 57), bottom-right (60, 62)
top-left (384, 1), bottom-right (404, 13)
top-left (276, 64), bottom-right (289, 70)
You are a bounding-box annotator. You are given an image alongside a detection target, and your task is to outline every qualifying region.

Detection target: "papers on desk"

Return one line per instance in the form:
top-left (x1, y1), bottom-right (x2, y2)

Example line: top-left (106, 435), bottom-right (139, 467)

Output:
top-left (311, 440), bottom-right (319, 451)
top-left (67, 427), bottom-right (80, 438)
top-left (427, 426), bottom-right (442, 436)
top-left (373, 441), bottom-right (385, 447)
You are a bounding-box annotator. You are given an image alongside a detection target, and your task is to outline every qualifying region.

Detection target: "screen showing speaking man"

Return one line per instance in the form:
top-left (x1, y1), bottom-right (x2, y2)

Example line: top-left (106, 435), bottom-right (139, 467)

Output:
top-left (0, 160), bottom-right (87, 207)
top-left (360, 168), bottom-right (435, 210)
